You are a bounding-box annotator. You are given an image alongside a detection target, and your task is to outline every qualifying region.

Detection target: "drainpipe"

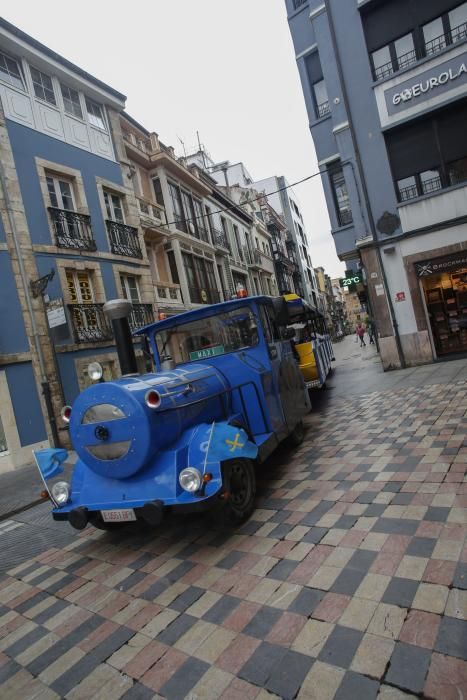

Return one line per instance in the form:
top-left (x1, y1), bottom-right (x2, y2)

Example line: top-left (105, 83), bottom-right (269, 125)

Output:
top-left (0, 158), bottom-right (60, 445)
top-left (324, 0), bottom-right (406, 368)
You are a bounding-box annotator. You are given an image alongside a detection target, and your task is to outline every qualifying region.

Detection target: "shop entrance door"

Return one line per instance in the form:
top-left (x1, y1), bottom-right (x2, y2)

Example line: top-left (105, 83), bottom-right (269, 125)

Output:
top-left (421, 267), bottom-right (467, 356)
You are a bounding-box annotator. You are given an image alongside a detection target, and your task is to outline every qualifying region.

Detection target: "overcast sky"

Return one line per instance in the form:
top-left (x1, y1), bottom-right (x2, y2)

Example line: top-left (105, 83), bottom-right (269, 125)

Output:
top-left (5, 0), bottom-right (346, 278)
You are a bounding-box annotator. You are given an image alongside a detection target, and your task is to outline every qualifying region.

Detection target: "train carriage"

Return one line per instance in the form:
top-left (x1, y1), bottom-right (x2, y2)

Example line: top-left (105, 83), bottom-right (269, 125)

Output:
top-left (34, 295), bottom-right (311, 531)
top-left (284, 293), bottom-right (335, 390)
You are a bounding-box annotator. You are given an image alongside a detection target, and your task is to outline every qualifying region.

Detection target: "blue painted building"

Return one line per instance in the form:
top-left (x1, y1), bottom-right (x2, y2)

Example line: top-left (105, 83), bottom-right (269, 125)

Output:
top-left (286, 0), bottom-right (467, 368)
top-left (0, 18), bottom-right (155, 471)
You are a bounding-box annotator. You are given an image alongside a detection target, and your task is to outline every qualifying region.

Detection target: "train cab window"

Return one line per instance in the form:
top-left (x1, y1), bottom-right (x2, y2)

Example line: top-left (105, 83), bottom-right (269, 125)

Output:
top-left (154, 307), bottom-right (259, 365)
top-left (258, 304), bottom-right (281, 343)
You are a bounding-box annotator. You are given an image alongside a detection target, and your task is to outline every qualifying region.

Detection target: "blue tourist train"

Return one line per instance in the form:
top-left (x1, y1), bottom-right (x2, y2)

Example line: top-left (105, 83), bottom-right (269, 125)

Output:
top-left (34, 295), bottom-right (310, 530)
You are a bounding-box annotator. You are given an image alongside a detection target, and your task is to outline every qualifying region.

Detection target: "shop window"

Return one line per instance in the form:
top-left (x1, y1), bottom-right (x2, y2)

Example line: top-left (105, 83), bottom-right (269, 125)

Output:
top-left (422, 266), bottom-right (467, 356)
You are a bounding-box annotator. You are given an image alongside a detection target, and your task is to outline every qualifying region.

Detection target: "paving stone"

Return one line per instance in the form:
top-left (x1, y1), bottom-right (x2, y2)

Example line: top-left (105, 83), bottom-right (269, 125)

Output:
top-left (406, 537), bottom-right (436, 558)
top-left (265, 649), bottom-right (314, 700)
top-left (351, 632), bottom-right (394, 678)
top-left (382, 577), bottom-right (419, 608)
top-left (385, 641), bottom-right (431, 694)
top-left (288, 587), bottom-right (325, 616)
top-left (445, 588), bottom-right (467, 620)
top-left (399, 610), bottom-right (441, 649)
top-left (334, 670), bottom-right (379, 700)
top-left (435, 616), bottom-right (467, 660)
top-left (159, 655), bottom-right (209, 700)
top-left (424, 652), bottom-right (467, 700)
top-left (239, 641), bottom-right (286, 686)
top-left (412, 583), bottom-right (449, 614)
top-left (453, 562), bottom-right (467, 590)
top-left (318, 625), bottom-right (363, 669)
top-left (331, 568), bottom-right (366, 595)
top-left (297, 660), bottom-right (344, 700)
top-left (156, 613), bottom-right (197, 645)
top-left (242, 605), bottom-right (282, 639)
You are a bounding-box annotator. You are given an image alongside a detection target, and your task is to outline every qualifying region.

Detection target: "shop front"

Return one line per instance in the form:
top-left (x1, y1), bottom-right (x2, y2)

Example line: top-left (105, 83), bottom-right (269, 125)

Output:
top-left (416, 251), bottom-right (467, 358)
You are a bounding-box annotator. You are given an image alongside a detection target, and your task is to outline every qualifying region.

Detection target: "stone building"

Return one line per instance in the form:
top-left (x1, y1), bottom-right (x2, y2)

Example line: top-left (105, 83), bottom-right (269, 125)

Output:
top-left (0, 19), bottom-right (155, 471)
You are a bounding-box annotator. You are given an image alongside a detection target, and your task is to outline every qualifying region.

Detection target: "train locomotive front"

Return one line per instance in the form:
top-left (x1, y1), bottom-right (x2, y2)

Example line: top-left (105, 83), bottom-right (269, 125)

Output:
top-left (38, 296), bottom-right (310, 530)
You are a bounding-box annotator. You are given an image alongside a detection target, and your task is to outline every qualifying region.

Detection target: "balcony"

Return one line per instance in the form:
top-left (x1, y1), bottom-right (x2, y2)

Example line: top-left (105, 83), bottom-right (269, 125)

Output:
top-left (106, 220), bottom-right (142, 258)
top-left (373, 48), bottom-right (417, 82)
top-left (212, 228), bottom-right (230, 251)
top-left (48, 208), bottom-right (96, 251)
top-left (337, 209), bottom-right (353, 227)
top-left (425, 22), bottom-right (467, 57)
top-left (137, 197), bottom-right (165, 230)
top-left (129, 303), bottom-right (154, 331)
top-left (155, 283), bottom-right (184, 307)
top-left (317, 101), bottom-right (331, 119)
top-left (292, 0), bottom-right (307, 9)
top-left (68, 304), bottom-right (112, 343)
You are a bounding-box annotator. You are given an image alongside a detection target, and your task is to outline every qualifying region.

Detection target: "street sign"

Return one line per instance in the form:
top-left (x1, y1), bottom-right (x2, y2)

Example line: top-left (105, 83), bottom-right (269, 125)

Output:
top-left (46, 298), bottom-right (67, 328)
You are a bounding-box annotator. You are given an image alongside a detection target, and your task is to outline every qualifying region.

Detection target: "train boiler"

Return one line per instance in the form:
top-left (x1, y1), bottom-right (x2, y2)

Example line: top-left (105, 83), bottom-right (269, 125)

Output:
top-left (35, 295), bottom-right (310, 530)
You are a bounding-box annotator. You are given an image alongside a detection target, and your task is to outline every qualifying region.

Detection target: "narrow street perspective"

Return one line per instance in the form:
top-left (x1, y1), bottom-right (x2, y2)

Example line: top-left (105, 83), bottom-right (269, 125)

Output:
top-left (1, 1), bottom-right (467, 698)
top-left (0, 335), bottom-right (465, 699)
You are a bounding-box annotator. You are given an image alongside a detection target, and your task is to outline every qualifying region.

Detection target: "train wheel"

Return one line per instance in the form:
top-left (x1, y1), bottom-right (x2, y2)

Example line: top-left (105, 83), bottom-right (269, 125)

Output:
top-left (287, 420), bottom-right (305, 447)
top-left (213, 459), bottom-right (256, 527)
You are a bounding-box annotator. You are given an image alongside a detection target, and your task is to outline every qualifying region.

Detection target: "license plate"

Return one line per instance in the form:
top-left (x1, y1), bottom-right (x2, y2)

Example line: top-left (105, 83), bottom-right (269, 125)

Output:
top-left (101, 509), bottom-right (136, 523)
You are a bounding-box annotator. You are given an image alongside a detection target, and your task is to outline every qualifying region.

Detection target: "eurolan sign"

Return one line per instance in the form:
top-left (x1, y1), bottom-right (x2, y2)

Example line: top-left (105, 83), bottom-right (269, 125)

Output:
top-left (392, 63), bottom-right (466, 105)
top-left (385, 52), bottom-right (467, 115)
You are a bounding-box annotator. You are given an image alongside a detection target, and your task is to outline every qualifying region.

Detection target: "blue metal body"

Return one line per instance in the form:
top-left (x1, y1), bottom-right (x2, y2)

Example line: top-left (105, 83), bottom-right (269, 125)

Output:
top-left (52, 296), bottom-right (310, 523)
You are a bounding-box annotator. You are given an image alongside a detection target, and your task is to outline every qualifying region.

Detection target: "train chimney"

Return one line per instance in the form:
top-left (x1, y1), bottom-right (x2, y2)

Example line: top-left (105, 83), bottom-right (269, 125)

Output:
top-left (103, 299), bottom-right (138, 376)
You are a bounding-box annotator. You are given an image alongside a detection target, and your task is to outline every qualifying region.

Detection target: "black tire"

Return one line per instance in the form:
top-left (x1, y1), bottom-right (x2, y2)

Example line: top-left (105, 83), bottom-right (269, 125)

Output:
top-left (286, 420), bottom-right (305, 447)
top-left (213, 458), bottom-right (256, 527)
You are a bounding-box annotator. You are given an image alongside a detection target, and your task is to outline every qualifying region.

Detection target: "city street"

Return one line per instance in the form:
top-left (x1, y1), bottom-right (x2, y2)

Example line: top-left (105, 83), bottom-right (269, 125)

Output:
top-left (0, 336), bottom-right (466, 699)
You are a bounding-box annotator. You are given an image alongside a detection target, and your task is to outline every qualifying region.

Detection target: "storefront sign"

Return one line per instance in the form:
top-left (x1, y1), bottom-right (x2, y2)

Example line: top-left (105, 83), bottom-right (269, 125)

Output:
top-left (46, 298), bottom-right (66, 328)
top-left (385, 51), bottom-right (467, 115)
top-left (415, 252), bottom-right (467, 277)
top-left (395, 291), bottom-right (406, 302)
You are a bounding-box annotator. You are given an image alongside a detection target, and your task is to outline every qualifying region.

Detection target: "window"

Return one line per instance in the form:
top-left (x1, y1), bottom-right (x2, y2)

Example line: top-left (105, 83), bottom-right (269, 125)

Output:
top-left (46, 175), bottom-right (75, 210)
top-left (66, 269), bottom-right (94, 304)
top-left (420, 169), bottom-right (442, 195)
top-left (233, 224), bottom-right (243, 260)
top-left (168, 182), bottom-right (186, 231)
top-left (423, 16), bottom-right (446, 54)
top-left (154, 307), bottom-right (258, 366)
top-left (152, 177), bottom-right (164, 207)
top-left (450, 2), bottom-right (467, 42)
top-left (182, 253), bottom-right (218, 304)
top-left (30, 67), bottom-right (56, 105)
top-left (85, 98), bottom-right (105, 129)
top-left (313, 79), bottom-right (330, 118)
top-left (448, 156), bottom-right (467, 186)
top-left (371, 32), bottom-right (416, 81)
top-left (329, 164), bottom-right (353, 227)
top-left (120, 274), bottom-right (141, 303)
top-left (104, 191), bottom-right (124, 223)
top-left (397, 175), bottom-right (418, 202)
top-left (166, 250), bottom-right (180, 285)
top-left (60, 84), bottom-right (82, 119)
top-left (0, 51), bottom-right (24, 90)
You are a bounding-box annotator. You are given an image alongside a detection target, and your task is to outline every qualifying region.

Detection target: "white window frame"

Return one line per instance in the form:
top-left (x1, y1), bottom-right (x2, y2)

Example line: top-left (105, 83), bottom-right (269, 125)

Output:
top-left (46, 174), bottom-right (76, 211)
top-left (85, 98), bottom-right (106, 130)
top-left (103, 190), bottom-right (125, 223)
top-left (120, 273), bottom-right (141, 303)
top-left (0, 50), bottom-right (25, 91)
top-left (66, 269), bottom-right (95, 304)
top-left (60, 83), bottom-right (83, 120)
top-left (30, 66), bottom-right (56, 106)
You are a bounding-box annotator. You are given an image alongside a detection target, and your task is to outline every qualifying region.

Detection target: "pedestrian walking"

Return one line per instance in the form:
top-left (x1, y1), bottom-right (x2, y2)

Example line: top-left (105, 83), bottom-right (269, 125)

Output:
top-left (356, 322), bottom-right (366, 347)
top-left (368, 319), bottom-right (376, 345)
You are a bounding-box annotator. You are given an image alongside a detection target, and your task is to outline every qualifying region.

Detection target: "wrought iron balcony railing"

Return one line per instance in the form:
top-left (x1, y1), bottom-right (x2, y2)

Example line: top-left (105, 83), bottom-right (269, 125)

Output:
top-left (317, 101), bottom-right (330, 118)
top-left (68, 304), bottom-right (112, 343)
top-left (129, 303), bottom-right (154, 331)
top-left (425, 22), bottom-right (467, 56)
top-left (337, 209), bottom-right (353, 227)
top-left (48, 208), bottom-right (96, 251)
top-left (212, 228), bottom-right (230, 251)
top-left (293, 0), bottom-right (307, 9)
top-left (106, 220), bottom-right (142, 258)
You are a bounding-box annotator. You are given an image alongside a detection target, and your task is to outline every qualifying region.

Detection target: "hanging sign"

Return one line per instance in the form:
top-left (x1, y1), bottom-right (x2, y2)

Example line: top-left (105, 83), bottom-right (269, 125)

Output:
top-left (46, 298), bottom-right (67, 328)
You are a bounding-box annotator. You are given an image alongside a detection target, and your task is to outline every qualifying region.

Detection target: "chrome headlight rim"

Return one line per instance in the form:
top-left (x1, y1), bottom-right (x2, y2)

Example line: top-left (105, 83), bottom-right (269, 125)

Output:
top-left (51, 481), bottom-right (70, 507)
top-left (179, 467), bottom-right (202, 493)
top-left (87, 361), bottom-right (103, 382)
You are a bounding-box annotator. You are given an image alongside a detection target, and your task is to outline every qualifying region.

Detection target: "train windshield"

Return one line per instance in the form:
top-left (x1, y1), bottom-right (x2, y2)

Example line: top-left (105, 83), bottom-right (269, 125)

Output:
top-left (154, 307), bottom-right (259, 365)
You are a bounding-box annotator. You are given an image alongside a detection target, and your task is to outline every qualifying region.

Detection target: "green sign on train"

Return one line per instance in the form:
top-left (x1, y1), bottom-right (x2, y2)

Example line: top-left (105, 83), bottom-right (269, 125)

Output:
top-left (189, 345), bottom-right (225, 361)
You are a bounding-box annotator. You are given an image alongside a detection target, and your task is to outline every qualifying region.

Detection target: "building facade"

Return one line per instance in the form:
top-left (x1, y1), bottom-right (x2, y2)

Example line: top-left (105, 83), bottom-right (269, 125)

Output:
top-left (286, 0), bottom-right (467, 368)
top-left (0, 19), bottom-right (156, 471)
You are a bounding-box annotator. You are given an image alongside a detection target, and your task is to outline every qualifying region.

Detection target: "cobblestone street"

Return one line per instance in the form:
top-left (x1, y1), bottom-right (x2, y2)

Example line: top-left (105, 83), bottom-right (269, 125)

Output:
top-left (0, 341), bottom-right (466, 699)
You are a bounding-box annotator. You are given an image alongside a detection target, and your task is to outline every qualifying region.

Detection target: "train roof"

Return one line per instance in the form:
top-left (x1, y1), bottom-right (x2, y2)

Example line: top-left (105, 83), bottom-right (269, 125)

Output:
top-left (134, 295), bottom-right (279, 336)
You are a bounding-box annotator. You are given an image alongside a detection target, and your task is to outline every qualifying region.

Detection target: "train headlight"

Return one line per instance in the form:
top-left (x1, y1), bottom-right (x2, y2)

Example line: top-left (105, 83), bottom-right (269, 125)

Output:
top-left (51, 481), bottom-right (70, 506)
top-left (87, 362), bottom-right (103, 382)
top-left (179, 468), bottom-right (202, 493)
